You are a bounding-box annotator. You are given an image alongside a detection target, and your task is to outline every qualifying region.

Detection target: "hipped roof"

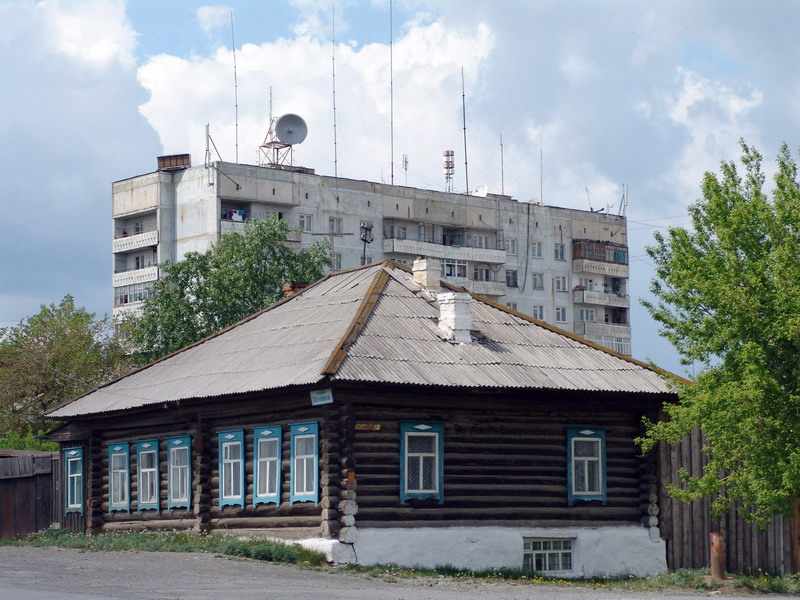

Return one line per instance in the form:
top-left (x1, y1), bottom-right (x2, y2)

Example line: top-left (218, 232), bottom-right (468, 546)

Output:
top-left (49, 262), bottom-right (678, 418)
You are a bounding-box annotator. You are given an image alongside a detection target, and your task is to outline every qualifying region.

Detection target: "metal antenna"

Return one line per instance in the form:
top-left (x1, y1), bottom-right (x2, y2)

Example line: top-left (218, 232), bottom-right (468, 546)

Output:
top-left (230, 11), bottom-right (239, 163)
top-left (500, 133), bottom-right (505, 195)
top-left (539, 132), bottom-right (543, 203)
top-left (461, 67), bottom-right (469, 196)
top-left (389, 0), bottom-right (394, 185)
top-left (269, 86), bottom-right (273, 123)
top-left (331, 1), bottom-right (338, 178)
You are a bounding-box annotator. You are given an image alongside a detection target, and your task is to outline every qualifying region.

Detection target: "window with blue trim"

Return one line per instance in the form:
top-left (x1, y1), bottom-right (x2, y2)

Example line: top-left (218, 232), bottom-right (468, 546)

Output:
top-left (567, 427), bottom-right (606, 506)
top-left (64, 447), bottom-right (83, 514)
top-left (109, 442), bottom-right (130, 512)
top-left (136, 440), bottom-right (159, 511)
top-left (290, 423), bottom-right (318, 504)
top-left (218, 430), bottom-right (244, 507)
top-left (167, 436), bottom-right (192, 510)
top-left (254, 426), bottom-right (281, 506)
top-left (400, 422), bottom-right (444, 504)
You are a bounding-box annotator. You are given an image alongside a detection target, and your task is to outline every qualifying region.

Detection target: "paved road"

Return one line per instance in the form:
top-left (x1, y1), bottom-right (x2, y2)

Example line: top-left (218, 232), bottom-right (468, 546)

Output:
top-left (0, 547), bottom-right (787, 600)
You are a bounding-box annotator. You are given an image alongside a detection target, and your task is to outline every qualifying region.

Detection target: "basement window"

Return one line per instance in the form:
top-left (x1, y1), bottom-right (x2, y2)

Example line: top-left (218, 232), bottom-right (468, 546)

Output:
top-left (400, 422), bottom-right (444, 504)
top-left (523, 538), bottom-right (573, 573)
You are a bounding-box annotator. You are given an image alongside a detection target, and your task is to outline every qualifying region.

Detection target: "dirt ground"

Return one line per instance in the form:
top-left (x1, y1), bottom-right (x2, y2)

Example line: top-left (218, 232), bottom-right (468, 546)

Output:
top-left (0, 546), bottom-right (786, 600)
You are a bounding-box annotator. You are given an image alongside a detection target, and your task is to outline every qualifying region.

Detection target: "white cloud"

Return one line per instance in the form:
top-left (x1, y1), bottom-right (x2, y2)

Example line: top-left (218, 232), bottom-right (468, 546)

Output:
top-left (196, 5), bottom-right (231, 34)
top-left (38, 0), bottom-right (136, 68)
top-left (559, 54), bottom-right (597, 86)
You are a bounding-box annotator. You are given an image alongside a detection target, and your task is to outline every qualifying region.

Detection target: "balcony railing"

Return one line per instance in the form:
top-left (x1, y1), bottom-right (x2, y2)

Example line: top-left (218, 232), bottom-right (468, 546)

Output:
top-left (384, 238), bottom-right (506, 264)
top-left (573, 288), bottom-right (630, 308)
top-left (112, 229), bottom-right (159, 253)
top-left (574, 321), bottom-right (631, 339)
top-left (112, 265), bottom-right (159, 288)
top-left (220, 219), bottom-right (302, 243)
top-left (572, 258), bottom-right (629, 278)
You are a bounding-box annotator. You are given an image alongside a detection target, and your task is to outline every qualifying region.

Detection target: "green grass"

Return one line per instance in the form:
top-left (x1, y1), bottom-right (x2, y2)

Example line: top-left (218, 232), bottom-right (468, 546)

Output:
top-left (1, 529), bottom-right (326, 567)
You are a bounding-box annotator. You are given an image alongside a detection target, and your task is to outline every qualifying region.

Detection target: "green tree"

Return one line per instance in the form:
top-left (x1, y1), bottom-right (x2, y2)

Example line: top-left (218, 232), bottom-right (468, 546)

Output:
top-left (0, 296), bottom-right (130, 439)
top-left (639, 141), bottom-right (800, 523)
top-left (126, 216), bottom-right (329, 361)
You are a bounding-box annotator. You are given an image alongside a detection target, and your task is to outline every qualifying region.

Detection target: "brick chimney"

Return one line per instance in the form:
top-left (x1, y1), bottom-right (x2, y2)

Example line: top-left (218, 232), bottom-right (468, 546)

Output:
top-left (157, 154), bottom-right (191, 172)
top-left (412, 256), bottom-right (439, 289)
top-left (437, 292), bottom-right (472, 344)
top-left (282, 281), bottom-right (309, 298)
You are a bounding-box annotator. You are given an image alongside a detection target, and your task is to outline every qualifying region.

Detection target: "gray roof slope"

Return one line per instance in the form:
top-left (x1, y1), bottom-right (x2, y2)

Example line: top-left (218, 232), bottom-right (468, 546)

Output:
top-left (49, 262), bottom-right (676, 418)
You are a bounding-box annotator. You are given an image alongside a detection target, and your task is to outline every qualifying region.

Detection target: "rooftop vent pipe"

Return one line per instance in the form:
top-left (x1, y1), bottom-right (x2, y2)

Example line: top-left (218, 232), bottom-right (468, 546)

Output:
top-left (437, 292), bottom-right (472, 344)
top-left (412, 256), bottom-right (439, 289)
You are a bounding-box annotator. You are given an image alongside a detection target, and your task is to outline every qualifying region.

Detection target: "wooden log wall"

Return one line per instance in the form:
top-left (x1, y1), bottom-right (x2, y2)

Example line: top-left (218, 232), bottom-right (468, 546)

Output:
top-left (345, 393), bottom-right (647, 528)
top-left (658, 428), bottom-right (794, 575)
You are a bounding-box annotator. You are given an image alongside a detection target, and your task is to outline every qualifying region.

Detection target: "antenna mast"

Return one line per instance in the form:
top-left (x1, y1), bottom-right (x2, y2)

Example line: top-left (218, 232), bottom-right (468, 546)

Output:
top-left (331, 2), bottom-right (338, 178)
top-left (500, 133), bottom-right (505, 195)
top-left (461, 67), bottom-right (469, 195)
top-left (539, 133), bottom-right (543, 203)
top-left (230, 11), bottom-right (239, 164)
top-left (389, 0), bottom-right (394, 185)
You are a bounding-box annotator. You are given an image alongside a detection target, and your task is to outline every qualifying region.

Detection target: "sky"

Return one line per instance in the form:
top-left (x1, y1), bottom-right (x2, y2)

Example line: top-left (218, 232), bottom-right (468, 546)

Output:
top-left (2, 0), bottom-right (799, 376)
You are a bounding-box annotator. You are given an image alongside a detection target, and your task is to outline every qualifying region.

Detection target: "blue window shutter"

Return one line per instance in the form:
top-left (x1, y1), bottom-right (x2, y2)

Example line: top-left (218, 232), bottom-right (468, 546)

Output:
top-left (566, 427), bottom-right (607, 506)
top-left (108, 442), bottom-right (130, 513)
top-left (218, 430), bottom-right (245, 507)
top-left (135, 440), bottom-right (160, 511)
top-left (253, 426), bottom-right (282, 506)
top-left (400, 422), bottom-right (444, 504)
top-left (63, 447), bottom-right (83, 514)
top-left (290, 422), bottom-right (319, 504)
top-left (166, 435), bottom-right (192, 510)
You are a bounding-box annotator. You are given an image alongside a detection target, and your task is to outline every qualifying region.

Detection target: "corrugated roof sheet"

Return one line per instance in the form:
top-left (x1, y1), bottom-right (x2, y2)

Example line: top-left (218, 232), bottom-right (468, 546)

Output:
top-left (50, 262), bottom-right (676, 418)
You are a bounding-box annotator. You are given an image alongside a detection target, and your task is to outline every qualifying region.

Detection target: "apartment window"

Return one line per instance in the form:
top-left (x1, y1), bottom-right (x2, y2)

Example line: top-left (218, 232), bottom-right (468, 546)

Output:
top-left (579, 308), bottom-right (596, 322)
top-left (505, 269), bottom-right (519, 288)
top-left (567, 428), bottom-right (606, 504)
top-left (397, 225), bottom-right (407, 240)
top-left (361, 255), bottom-right (373, 266)
top-left (400, 422), bottom-right (444, 503)
top-left (254, 426), bottom-right (281, 506)
top-left (167, 436), bottom-right (191, 509)
top-left (531, 241), bottom-right (543, 258)
top-left (532, 305), bottom-right (545, 320)
top-left (328, 216), bottom-right (343, 234)
top-left (290, 422), bottom-right (319, 504)
top-left (472, 233), bottom-right (488, 249)
top-left (506, 238), bottom-right (518, 255)
top-left (555, 306), bottom-right (567, 322)
top-left (531, 273), bottom-right (544, 290)
top-left (109, 442), bottom-right (130, 512)
top-left (136, 440), bottom-right (159, 510)
top-left (554, 242), bottom-right (566, 261)
top-left (64, 447), bottom-right (83, 513)
top-left (219, 430), bottom-right (244, 507)
top-left (299, 214), bottom-right (313, 233)
top-left (442, 259), bottom-right (467, 279)
top-left (579, 277), bottom-right (596, 291)
top-left (134, 221), bottom-right (144, 235)
top-left (524, 538), bottom-right (574, 573)
top-left (332, 253), bottom-right (342, 271)
top-left (554, 275), bottom-right (568, 292)
top-left (506, 302), bottom-right (518, 310)
top-left (473, 266), bottom-right (493, 282)
top-left (603, 336), bottom-right (631, 355)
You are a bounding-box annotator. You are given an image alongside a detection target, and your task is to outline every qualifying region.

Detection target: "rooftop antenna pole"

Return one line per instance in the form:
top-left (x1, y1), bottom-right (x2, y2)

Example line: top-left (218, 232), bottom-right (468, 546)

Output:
top-left (389, 0), bottom-right (394, 185)
top-left (269, 86), bottom-right (273, 123)
top-left (586, 186), bottom-right (592, 212)
top-left (331, 2), bottom-right (338, 178)
top-left (500, 132), bottom-right (505, 195)
top-left (461, 67), bottom-right (470, 196)
top-left (539, 132), bottom-right (543, 203)
top-left (230, 11), bottom-right (239, 164)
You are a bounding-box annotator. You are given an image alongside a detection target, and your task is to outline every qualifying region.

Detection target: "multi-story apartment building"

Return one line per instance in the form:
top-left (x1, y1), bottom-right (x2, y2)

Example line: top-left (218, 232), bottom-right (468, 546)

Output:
top-left (112, 155), bottom-right (631, 354)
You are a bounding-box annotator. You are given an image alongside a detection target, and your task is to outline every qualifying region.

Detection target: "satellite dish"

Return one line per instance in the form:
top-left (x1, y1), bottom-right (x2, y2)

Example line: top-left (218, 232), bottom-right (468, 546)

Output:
top-left (275, 114), bottom-right (308, 145)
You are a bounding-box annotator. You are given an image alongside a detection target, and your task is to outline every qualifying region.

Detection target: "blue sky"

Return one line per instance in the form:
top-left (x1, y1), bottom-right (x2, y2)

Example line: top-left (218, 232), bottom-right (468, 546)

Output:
top-left (2, 0), bottom-right (799, 376)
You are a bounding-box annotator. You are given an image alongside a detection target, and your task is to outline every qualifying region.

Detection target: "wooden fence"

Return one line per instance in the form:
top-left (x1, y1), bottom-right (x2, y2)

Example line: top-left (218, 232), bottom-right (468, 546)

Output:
top-left (0, 452), bottom-right (61, 539)
top-left (659, 430), bottom-right (795, 574)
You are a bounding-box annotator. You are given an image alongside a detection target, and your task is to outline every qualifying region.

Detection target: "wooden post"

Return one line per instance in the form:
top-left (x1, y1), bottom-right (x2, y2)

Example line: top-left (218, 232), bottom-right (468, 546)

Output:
top-left (710, 531), bottom-right (725, 581)
top-left (193, 417), bottom-right (211, 533)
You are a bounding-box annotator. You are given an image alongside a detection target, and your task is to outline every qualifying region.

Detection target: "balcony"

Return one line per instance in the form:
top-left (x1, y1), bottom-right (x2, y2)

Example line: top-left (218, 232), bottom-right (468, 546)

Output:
top-left (574, 321), bottom-right (631, 339)
top-left (112, 301), bottom-right (145, 320)
top-left (113, 265), bottom-right (159, 288)
top-left (383, 238), bottom-right (506, 264)
top-left (467, 279), bottom-right (506, 296)
top-left (572, 258), bottom-right (629, 278)
top-left (112, 230), bottom-right (159, 254)
top-left (573, 289), bottom-right (630, 308)
top-left (220, 219), bottom-right (302, 244)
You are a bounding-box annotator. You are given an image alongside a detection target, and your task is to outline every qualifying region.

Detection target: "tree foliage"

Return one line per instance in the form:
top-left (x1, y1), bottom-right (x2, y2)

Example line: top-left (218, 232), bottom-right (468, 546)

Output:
top-left (0, 296), bottom-right (130, 438)
top-left (126, 217), bottom-right (329, 362)
top-left (639, 141), bottom-right (800, 522)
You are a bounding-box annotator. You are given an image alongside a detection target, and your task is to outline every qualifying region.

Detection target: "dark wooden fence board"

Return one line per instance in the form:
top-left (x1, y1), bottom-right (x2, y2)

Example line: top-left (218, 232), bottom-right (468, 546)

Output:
top-left (0, 453), bottom-right (58, 539)
top-left (659, 431), bottom-right (793, 574)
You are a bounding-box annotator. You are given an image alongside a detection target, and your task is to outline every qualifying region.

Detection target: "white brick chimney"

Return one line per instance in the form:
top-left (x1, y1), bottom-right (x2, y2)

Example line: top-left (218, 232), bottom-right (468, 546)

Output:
top-left (437, 292), bottom-right (472, 343)
top-left (412, 256), bottom-right (439, 289)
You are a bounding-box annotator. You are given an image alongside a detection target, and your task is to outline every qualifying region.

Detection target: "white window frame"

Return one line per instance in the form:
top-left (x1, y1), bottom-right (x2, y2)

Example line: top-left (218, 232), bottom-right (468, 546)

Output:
top-left (138, 448), bottom-right (158, 506)
top-left (532, 305), bottom-right (545, 320)
top-left (66, 454), bottom-right (82, 509)
top-left (555, 306), bottom-right (567, 322)
top-left (257, 437), bottom-right (281, 498)
top-left (404, 431), bottom-right (439, 494)
top-left (531, 273), bottom-right (544, 290)
top-left (169, 446), bottom-right (190, 505)
top-left (293, 434), bottom-right (317, 497)
top-left (531, 241), bottom-right (543, 258)
top-left (571, 437), bottom-right (602, 496)
top-left (221, 441), bottom-right (243, 500)
top-left (299, 213), bottom-right (313, 233)
top-left (554, 242), bottom-right (566, 261)
top-left (110, 450), bottom-right (128, 509)
top-left (523, 538), bottom-right (574, 573)
top-left (554, 275), bottom-right (568, 292)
